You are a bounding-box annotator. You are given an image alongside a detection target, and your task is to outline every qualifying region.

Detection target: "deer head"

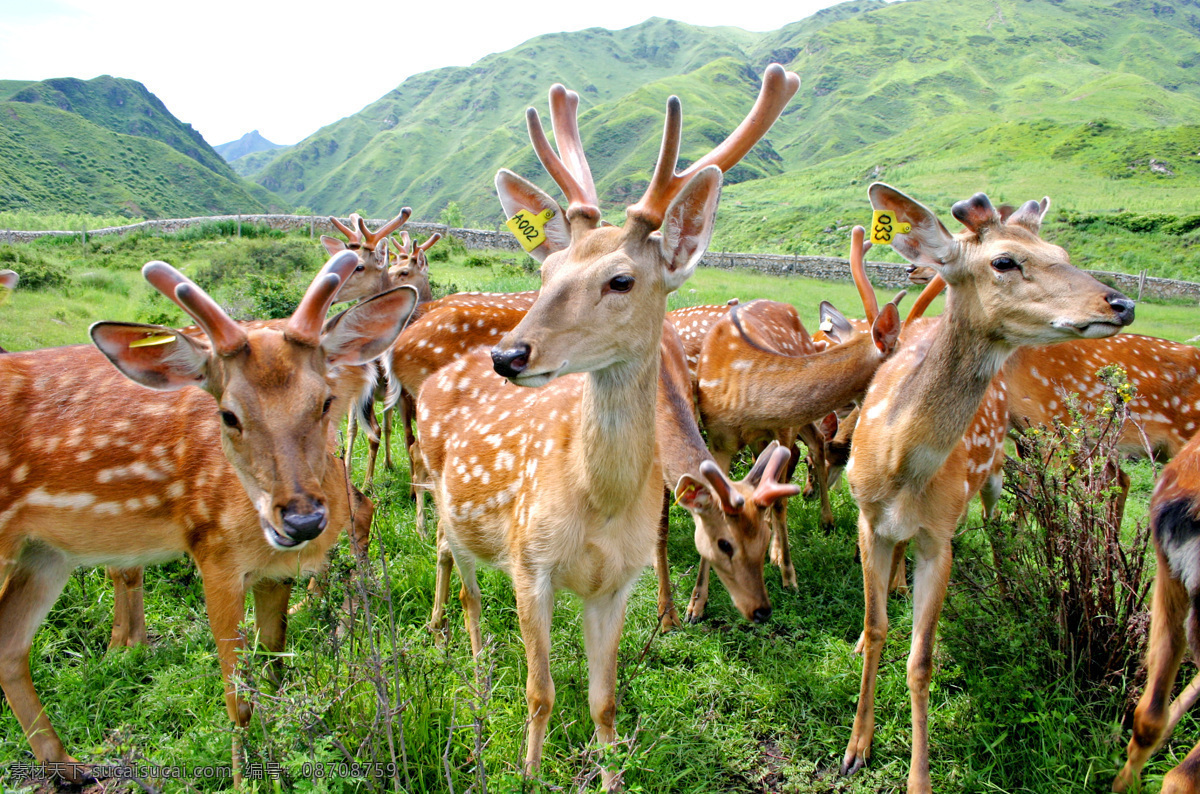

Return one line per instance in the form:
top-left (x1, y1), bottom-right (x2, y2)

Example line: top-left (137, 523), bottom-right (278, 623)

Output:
top-left (90, 251), bottom-right (418, 550)
top-left (490, 65), bottom-right (800, 385)
top-left (320, 209), bottom-right (412, 303)
top-left (675, 442), bottom-right (799, 622)
top-left (388, 230), bottom-right (441, 303)
top-left (870, 184), bottom-right (1135, 345)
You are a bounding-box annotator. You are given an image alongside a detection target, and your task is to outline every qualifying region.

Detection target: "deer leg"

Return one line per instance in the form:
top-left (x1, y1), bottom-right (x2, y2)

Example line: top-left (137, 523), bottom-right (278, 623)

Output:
top-left (344, 410), bottom-right (358, 471)
top-left (769, 439), bottom-right (799, 588)
top-left (410, 440), bottom-right (429, 537)
top-left (400, 389), bottom-right (417, 484)
top-left (198, 561), bottom-right (250, 788)
top-left (799, 424), bottom-right (835, 534)
top-left (1162, 745), bottom-right (1200, 794)
top-left (515, 574), bottom-right (556, 779)
top-left (905, 534), bottom-right (953, 794)
top-left (458, 554), bottom-right (484, 657)
top-left (383, 406), bottom-right (394, 471)
top-left (0, 546), bottom-right (86, 782)
top-left (108, 566), bottom-right (148, 649)
top-left (654, 490), bottom-right (681, 631)
top-left (252, 579), bottom-right (293, 685)
top-left (686, 559), bottom-right (712, 623)
top-left (842, 516), bottom-right (895, 778)
top-left (430, 523), bottom-right (454, 645)
top-left (1115, 554), bottom-right (1190, 792)
top-left (1109, 462), bottom-right (1131, 530)
top-left (856, 540), bottom-right (908, 654)
top-left (584, 583), bottom-right (635, 792)
top-left (363, 403), bottom-right (382, 489)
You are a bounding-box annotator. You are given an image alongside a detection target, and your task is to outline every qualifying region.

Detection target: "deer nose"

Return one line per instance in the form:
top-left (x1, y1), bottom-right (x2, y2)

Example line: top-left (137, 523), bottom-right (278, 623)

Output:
top-left (1106, 293), bottom-right (1136, 327)
top-left (281, 503), bottom-right (327, 541)
top-left (491, 344), bottom-right (531, 378)
top-left (752, 606), bottom-right (772, 624)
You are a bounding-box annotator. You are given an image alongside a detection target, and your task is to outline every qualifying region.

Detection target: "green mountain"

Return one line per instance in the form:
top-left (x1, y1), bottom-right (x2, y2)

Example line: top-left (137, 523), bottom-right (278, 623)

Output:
top-left (0, 76), bottom-right (289, 218)
top-left (254, 0), bottom-right (1200, 275)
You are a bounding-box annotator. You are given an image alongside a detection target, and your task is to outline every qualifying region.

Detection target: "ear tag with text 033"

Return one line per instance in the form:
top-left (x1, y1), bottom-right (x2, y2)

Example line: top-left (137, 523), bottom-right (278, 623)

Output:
top-left (506, 208), bottom-right (554, 253)
top-left (128, 333), bottom-right (177, 348)
top-left (870, 210), bottom-right (911, 245)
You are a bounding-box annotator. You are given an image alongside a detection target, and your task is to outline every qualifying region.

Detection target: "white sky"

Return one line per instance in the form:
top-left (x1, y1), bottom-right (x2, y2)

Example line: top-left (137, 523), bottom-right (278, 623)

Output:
top-left (0, 0), bottom-right (846, 147)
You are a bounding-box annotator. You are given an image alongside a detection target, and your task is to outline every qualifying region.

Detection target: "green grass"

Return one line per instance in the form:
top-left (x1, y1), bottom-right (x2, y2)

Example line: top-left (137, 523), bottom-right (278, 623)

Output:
top-left (0, 226), bottom-right (1197, 792)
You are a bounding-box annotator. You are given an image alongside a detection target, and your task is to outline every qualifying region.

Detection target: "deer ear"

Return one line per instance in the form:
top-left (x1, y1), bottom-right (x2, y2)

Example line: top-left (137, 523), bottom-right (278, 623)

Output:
top-left (495, 169), bottom-right (569, 263)
top-left (819, 301), bottom-right (854, 344)
top-left (820, 412), bottom-right (839, 442)
top-left (674, 474), bottom-right (714, 512)
top-left (322, 285), bottom-right (419, 366)
top-left (320, 235), bottom-right (347, 256)
top-left (90, 322), bottom-right (210, 391)
top-left (1007, 197), bottom-right (1051, 233)
top-left (871, 302), bottom-right (902, 355)
top-left (660, 166), bottom-right (722, 292)
top-left (868, 183), bottom-right (958, 272)
top-left (0, 269), bottom-right (17, 291)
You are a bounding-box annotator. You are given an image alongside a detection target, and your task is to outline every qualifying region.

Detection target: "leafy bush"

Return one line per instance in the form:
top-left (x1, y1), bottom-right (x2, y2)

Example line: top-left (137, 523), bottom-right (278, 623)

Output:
top-left (0, 245), bottom-right (68, 289)
top-left (946, 366), bottom-right (1152, 716)
top-left (193, 239), bottom-right (324, 291)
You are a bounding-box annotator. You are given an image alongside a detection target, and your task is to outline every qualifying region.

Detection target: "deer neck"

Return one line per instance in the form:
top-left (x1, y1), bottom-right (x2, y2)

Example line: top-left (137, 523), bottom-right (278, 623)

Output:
top-left (573, 343), bottom-right (661, 515)
top-left (891, 289), bottom-right (1012, 485)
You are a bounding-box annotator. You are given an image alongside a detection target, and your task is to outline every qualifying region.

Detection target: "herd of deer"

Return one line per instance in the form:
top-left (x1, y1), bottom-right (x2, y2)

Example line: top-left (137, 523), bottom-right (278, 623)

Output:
top-left (2, 63), bottom-right (1200, 793)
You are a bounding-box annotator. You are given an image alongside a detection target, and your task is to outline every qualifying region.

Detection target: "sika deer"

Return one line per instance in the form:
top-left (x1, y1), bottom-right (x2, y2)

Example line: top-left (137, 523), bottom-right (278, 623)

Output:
top-left (0, 269), bottom-right (16, 354)
top-left (1115, 429), bottom-right (1200, 793)
top-left (0, 252), bottom-right (416, 783)
top-left (841, 184), bottom-right (1134, 793)
top-left (320, 209), bottom-right (412, 302)
top-left (417, 66), bottom-right (798, 786)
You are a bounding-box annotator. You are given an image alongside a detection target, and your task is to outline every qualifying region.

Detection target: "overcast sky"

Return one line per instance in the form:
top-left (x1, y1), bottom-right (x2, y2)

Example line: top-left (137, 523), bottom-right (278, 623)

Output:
top-left (0, 0), bottom-right (848, 148)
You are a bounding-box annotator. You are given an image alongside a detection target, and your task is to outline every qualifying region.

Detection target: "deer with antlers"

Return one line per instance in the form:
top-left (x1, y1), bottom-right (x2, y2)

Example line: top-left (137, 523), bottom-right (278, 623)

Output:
top-left (319, 209), bottom-right (412, 302)
top-left (416, 66), bottom-right (798, 785)
top-left (1115, 429), bottom-right (1200, 793)
top-left (0, 252), bottom-right (416, 783)
top-left (840, 184), bottom-right (1135, 793)
top-left (695, 288), bottom-right (903, 583)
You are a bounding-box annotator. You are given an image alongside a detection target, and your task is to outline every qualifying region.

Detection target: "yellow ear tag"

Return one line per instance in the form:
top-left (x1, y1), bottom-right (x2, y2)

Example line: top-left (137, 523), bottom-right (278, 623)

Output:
top-left (506, 208), bottom-right (554, 253)
top-left (819, 319), bottom-right (834, 333)
top-left (0, 287), bottom-right (10, 307)
top-left (870, 210), bottom-right (912, 245)
top-left (674, 482), bottom-right (698, 507)
top-left (129, 334), bottom-right (177, 348)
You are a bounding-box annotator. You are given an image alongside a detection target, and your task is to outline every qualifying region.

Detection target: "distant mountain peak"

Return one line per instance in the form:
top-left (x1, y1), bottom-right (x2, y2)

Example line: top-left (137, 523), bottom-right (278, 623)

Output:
top-left (215, 130), bottom-right (284, 162)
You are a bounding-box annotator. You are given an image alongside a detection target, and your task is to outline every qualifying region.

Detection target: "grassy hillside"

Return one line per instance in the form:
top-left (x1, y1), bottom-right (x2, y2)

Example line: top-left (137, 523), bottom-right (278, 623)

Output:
top-left (0, 77), bottom-right (290, 220)
top-left (255, 0), bottom-right (1200, 279)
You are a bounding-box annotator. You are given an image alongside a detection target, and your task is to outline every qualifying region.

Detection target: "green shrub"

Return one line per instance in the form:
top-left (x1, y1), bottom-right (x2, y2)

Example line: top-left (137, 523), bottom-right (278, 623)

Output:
top-left (0, 245), bottom-right (68, 290)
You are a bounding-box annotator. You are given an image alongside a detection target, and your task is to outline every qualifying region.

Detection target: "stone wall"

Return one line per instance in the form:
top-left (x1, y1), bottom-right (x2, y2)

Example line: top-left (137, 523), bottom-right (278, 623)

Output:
top-left (4, 214), bottom-right (1195, 302)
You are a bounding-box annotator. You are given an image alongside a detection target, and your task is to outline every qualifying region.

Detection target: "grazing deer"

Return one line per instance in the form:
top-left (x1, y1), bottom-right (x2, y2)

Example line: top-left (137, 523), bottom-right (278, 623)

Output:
top-left (417, 65), bottom-right (798, 786)
top-left (840, 184), bottom-right (1135, 793)
top-left (0, 252), bottom-right (416, 783)
top-left (656, 319), bottom-right (799, 625)
top-left (696, 295), bottom-right (903, 570)
top-left (1115, 429), bottom-right (1200, 793)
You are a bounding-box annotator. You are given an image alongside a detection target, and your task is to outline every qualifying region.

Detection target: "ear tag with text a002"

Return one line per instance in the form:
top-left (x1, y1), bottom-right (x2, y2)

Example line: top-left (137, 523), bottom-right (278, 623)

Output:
top-left (870, 210), bottom-right (912, 245)
top-left (506, 208), bottom-right (554, 253)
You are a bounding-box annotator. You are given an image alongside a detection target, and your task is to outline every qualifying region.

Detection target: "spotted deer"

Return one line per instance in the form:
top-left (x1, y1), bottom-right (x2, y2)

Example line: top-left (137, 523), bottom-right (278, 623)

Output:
top-left (417, 66), bottom-right (798, 785)
top-left (319, 209), bottom-right (412, 302)
top-left (840, 184), bottom-right (1135, 793)
top-left (1115, 429), bottom-right (1200, 793)
top-left (345, 230), bottom-right (445, 485)
top-left (696, 294), bottom-right (903, 573)
top-left (656, 319), bottom-right (799, 625)
top-left (0, 252), bottom-right (416, 784)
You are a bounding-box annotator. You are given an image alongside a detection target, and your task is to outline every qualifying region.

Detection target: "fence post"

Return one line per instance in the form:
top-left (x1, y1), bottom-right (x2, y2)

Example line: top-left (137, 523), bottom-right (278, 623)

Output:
top-left (310, 215), bottom-right (314, 239)
top-left (81, 225), bottom-right (87, 255)
top-left (1138, 270), bottom-right (1146, 302)
top-left (237, 214), bottom-right (242, 238)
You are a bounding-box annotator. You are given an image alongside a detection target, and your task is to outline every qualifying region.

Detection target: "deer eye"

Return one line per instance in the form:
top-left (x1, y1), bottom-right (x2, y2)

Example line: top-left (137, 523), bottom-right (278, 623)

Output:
top-left (991, 256), bottom-right (1020, 273)
top-left (322, 397), bottom-right (334, 416)
top-left (355, 264), bottom-right (365, 272)
top-left (607, 275), bottom-right (634, 294)
top-left (717, 538), bottom-right (734, 557)
top-left (220, 410), bottom-right (241, 431)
